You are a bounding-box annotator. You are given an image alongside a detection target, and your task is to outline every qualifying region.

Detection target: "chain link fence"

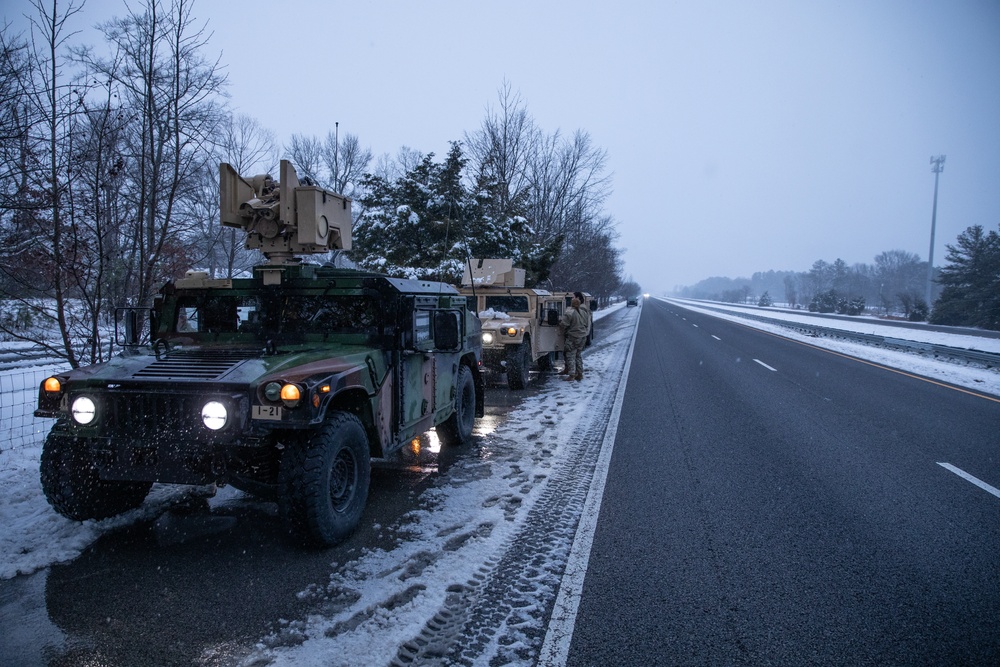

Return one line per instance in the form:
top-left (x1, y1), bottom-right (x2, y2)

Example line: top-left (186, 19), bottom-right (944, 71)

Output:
top-left (1, 365), bottom-right (67, 455)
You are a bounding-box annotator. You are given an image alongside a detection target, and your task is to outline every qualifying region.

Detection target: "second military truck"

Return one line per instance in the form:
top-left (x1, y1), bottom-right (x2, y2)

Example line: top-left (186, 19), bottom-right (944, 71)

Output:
top-left (460, 259), bottom-right (571, 390)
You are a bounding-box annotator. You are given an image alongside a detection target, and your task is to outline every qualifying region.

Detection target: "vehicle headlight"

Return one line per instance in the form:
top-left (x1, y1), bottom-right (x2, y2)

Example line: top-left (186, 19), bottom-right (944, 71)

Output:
top-left (264, 381), bottom-right (282, 402)
top-left (482, 332), bottom-right (494, 344)
top-left (506, 326), bottom-right (518, 337)
top-left (202, 401), bottom-right (228, 430)
top-left (280, 383), bottom-right (302, 408)
top-left (71, 396), bottom-right (97, 425)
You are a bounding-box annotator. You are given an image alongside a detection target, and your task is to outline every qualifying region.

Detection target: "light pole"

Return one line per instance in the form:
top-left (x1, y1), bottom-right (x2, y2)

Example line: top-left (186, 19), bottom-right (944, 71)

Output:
top-left (926, 155), bottom-right (946, 308)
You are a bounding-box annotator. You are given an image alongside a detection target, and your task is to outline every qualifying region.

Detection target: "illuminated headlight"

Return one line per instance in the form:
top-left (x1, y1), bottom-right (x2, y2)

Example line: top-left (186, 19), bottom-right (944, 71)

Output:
top-left (482, 332), bottom-right (494, 344)
top-left (70, 396), bottom-right (97, 425)
top-left (202, 401), bottom-right (228, 430)
top-left (280, 383), bottom-right (302, 408)
top-left (506, 326), bottom-right (518, 337)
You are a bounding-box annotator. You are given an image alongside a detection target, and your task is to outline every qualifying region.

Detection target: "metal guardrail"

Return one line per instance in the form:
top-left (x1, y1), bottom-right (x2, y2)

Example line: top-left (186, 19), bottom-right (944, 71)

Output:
top-left (687, 304), bottom-right (1000, 368)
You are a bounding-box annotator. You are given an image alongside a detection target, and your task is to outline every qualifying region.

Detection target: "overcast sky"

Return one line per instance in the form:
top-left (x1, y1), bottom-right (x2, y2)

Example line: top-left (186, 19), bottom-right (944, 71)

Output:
top-left (6, 0), bottom-right (1000, 293)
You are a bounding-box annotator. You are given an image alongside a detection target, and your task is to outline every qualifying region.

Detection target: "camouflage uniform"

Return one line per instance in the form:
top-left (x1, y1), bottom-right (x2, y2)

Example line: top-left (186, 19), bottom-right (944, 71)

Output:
top-left (573, 292), bottom-right (594, 375)
top-left (560, 299), bottom-right (588, 380)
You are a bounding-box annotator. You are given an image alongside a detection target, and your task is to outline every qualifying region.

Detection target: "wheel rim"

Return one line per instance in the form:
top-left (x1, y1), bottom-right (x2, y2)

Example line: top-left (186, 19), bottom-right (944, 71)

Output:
top-left (329, 447), bottom-right (358, 513)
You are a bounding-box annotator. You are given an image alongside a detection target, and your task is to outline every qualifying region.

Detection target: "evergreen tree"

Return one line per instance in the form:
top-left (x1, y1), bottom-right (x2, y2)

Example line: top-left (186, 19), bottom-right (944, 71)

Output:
top-left (930, 224), bottom-right (1000, 330)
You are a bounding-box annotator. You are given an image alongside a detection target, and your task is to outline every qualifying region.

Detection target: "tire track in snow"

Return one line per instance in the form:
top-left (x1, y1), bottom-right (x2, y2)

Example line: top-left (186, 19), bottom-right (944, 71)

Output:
top-left (389, 319), bottom-right (633, 666)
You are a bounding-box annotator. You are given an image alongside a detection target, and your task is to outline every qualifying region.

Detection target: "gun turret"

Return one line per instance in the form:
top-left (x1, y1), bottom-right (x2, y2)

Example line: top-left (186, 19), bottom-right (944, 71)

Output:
top-left (462, 258), bottom-right (526, 288)
top-left (220, 160), bottom-right (352, 265)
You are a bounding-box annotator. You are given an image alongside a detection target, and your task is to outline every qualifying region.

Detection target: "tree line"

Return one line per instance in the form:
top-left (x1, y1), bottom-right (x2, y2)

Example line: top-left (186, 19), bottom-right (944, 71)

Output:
top-left (0, 0), bottom-right (625, 367)
top-left (678, 229), bottom-right (1000, 331)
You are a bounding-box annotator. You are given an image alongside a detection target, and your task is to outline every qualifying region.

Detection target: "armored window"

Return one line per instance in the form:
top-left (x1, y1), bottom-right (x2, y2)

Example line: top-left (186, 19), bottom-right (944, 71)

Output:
top-left (174, 296), bottom-right (239, 333)
top-left (276, 295), bottom-right (379, 335)
top-left (413, 310), bottom-right (432, 347)
top-left (485, 295), bottom-right (530, 313)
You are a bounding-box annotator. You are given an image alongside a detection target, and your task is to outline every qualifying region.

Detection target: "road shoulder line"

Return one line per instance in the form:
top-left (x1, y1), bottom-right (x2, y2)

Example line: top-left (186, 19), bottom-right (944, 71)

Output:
top-left (538, 304), bottom-right (642, 665)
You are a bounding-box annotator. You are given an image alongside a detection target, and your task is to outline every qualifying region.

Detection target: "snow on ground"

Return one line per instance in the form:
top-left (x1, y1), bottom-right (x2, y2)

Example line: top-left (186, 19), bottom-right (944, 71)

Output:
top-left (664, 298), bottom-right (1000, 398)
top-left (672, 298), bottom-right (1000, 353)
top-left (0, 303), bottom-right (624, 583)
top-left (1, 298), bottom-right (997, 664)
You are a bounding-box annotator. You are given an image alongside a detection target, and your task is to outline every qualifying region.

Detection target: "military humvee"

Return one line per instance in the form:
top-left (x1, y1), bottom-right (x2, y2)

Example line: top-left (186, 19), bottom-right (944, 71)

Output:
top-left (459, 259), bottom-right (568, 390)
top-left (36, 161), bottom-right (484, 547)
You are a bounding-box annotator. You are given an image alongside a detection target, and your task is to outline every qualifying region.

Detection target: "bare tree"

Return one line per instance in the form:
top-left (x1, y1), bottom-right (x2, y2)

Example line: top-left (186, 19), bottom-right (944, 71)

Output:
top-left (80, 0), bottom-right (227, 313)
top-left (0, 1), bottom-right (90, 365)
top-left (285, 129), bottom-right (372, 198)
top-left (285, 133), bottom-right (324, 183)
top-left (464, 81), bottom-right (537, 226)
top-left (191, 112), bottom-right (276, 277)
top-left (874, 249), bottom-right (925, 315)
top-left (323, 131), bottom-right (372, 196)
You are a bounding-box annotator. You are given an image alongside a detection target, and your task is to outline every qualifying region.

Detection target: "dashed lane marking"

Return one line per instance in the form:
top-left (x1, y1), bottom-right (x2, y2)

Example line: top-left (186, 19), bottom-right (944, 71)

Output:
top-left (753, 358), bottom-right (777, 372)
top-left (937, 462), bottom-right (1000, 500)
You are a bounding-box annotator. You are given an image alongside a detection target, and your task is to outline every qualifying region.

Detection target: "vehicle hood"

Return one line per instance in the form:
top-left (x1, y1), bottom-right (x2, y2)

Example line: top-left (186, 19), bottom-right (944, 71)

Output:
top-left (62, 344), bottom-right (375, 386)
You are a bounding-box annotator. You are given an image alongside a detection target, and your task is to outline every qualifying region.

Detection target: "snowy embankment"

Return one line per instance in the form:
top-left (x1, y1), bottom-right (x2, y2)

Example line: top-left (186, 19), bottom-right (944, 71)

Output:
top-left (664, 297), bottom-right (1000, 398)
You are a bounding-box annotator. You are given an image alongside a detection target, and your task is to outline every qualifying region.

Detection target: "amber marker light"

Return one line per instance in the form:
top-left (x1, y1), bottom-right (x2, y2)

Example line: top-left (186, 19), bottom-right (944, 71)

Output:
top-left (506, 327), bottom-right (518, 336)
top-left (44, 377), bottom-right (61, 393)
top-left (280, 383), bottom-right (302, 407)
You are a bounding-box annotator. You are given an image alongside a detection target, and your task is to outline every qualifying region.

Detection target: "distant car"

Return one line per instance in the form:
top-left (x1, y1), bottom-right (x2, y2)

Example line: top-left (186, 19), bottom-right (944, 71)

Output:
top-left (626, 297), bottom-right (638, 307)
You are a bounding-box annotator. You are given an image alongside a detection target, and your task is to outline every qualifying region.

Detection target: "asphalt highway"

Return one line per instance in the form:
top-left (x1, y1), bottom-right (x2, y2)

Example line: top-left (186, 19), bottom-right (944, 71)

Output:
top-left (565, 298), bottom-right (1000, 666)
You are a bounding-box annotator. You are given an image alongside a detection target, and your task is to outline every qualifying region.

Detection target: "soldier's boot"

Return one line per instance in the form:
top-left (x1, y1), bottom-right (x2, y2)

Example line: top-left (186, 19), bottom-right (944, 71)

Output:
top-left (562, 372), bottom-right (576, 381)
top-left (559, 367), bottom-right (570, 375)
top-left (574, 373), bottom-right (583, 381)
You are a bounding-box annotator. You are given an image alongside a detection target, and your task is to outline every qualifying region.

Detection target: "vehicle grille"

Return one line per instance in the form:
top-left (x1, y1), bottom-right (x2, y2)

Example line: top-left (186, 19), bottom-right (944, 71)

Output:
top-left (133, 349), bottom-right (258, 380)
top-left (105, 391), bottom-right (198, 437)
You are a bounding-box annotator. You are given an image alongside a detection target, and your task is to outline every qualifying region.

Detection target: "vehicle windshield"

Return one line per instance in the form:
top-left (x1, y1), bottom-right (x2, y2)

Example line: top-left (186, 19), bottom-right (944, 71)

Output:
top-left (172, 293), bottom-right (380, 338)
top-left (484, 295), bottom-right (530, 313)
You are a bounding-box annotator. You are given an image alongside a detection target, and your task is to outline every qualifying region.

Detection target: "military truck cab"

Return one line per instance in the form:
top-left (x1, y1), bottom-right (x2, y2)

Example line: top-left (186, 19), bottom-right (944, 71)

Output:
top-left (459, 259), bottom-right (567, 390)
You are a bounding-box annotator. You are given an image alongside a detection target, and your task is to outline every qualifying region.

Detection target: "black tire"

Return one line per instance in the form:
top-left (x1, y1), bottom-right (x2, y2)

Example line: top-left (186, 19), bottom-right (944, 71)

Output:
top-left (437, 364), bottom-right (476, 446)
top-left (279, 412), bottom-right (371, 547)
top-left (506, 340), bottom-right (530, 390)
top-left (537, 351), bottom-right (554, 372)
top-left (40, 429), bottom-right (152, 521)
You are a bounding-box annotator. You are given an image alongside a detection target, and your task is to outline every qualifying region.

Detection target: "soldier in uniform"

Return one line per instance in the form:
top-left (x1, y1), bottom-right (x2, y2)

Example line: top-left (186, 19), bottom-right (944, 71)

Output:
top-left (560, 297), bottom-right (588, 381)
top-left (574, 291), bottom-right (592, 342)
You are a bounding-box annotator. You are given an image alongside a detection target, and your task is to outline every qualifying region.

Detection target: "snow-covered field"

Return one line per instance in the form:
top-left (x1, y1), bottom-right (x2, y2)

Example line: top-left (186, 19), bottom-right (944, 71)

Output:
top-left (1, 299), bottom-right (997, 665)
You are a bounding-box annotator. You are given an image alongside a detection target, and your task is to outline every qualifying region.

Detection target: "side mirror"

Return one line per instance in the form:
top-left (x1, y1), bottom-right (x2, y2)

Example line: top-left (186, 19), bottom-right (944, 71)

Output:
top-left (434, 311), bottom-right (460, 350)
top-left (115, 307), bottom-right (151, 348)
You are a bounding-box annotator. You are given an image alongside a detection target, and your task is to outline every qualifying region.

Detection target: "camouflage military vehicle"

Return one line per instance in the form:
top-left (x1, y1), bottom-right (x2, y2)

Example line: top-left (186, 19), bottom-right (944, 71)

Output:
top-left (459, 259), bottom-right (567, 390)
top-left (35, 161), bottom-right (484, 547)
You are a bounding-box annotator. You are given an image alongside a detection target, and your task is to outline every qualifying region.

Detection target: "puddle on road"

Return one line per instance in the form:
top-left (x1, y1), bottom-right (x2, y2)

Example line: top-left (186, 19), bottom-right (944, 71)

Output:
top-left (0, 569), bottom-right (66, 667)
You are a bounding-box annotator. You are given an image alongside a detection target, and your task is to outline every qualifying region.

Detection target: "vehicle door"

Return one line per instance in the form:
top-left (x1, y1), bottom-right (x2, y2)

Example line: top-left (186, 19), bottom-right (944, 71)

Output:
top-left (535, 296), bottom-right (566, 356)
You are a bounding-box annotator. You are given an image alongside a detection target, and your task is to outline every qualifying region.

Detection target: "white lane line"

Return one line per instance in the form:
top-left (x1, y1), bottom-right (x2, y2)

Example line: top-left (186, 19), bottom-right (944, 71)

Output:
top-left (753, 358), bottom-right (777, 372)
top-left (711, 335), bottom-right (721, 341)
top-left (937, 462), bottom-right (1000, 500)
top-left (539, 295), bottom-right (641, 666)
